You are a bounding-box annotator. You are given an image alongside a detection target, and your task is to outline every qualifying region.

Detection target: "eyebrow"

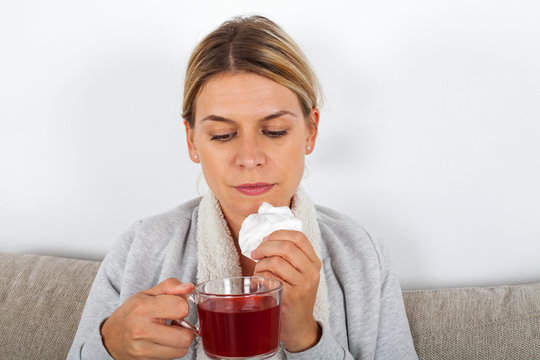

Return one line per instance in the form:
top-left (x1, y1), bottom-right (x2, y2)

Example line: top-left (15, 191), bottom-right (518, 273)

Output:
top-left (200, 110), bottom-right (297, 123)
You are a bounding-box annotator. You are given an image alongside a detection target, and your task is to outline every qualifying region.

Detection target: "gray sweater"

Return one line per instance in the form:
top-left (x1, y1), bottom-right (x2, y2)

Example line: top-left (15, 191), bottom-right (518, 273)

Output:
top-left (68, 198), bottom-right (417, 359)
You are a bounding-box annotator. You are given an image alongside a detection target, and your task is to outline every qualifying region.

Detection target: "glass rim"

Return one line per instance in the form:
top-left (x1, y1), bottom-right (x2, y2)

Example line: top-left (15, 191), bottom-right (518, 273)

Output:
top-left (195, 276), bottom-right (283, 297)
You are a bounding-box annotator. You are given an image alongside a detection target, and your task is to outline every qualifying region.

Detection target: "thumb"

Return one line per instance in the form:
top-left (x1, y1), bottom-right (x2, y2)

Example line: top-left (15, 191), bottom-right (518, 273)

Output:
top-left (142, 278), bottom-right (195, 296)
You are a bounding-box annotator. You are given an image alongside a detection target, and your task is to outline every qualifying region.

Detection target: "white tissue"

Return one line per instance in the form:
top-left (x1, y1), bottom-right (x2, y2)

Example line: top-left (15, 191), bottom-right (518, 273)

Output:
top-left (239, 202), bottom-right (303, 261)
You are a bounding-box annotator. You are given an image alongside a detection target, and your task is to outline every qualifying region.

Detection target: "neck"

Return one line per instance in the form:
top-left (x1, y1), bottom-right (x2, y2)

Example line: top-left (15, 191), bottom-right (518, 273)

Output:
top-left (220, 209), bottom-right (257, 276)
top-left (223, 212), bottom-right (242, 244)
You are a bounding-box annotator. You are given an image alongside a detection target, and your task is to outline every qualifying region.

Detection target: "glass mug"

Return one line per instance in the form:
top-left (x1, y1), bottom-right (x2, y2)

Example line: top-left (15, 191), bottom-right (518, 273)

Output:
top-left (177, 276), bottom-right (283, 360)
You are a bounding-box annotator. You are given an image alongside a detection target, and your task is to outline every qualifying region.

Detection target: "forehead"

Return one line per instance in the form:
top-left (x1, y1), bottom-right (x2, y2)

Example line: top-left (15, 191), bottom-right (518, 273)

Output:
top-left (194, 72), bottom-right (302, 121)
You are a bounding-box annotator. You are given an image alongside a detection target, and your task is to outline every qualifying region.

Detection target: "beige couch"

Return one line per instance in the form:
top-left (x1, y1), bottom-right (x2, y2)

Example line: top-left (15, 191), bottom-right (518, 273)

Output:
top-left (1, 252), bottom-right (539, 360)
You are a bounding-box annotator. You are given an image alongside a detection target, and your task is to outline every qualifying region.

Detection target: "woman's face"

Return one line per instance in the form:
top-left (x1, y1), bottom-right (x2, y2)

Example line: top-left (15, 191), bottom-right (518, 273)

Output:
top-left (185, 72), bottom-right (318, 223)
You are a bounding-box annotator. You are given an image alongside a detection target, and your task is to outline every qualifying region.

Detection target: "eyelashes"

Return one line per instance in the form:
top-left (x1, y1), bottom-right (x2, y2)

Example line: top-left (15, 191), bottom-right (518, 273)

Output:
top-left (210, 130), bottom-right (288, 142)
top-left (210, 132), bottom-right (237, 141)
top-left (263, 130), bottom-right (288, 138)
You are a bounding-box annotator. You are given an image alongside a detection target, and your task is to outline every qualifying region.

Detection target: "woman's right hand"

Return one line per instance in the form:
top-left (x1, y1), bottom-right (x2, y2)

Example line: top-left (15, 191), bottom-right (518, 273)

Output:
top-left (100, 278), bottom-right (196, 360)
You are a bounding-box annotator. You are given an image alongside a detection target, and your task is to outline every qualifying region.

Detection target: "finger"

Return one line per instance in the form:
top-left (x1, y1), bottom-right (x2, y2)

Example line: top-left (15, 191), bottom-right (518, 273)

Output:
top-left (142, 321), bottom-right (196, 349)
top-left (128, 335), bottom-right (193, 360)
top-left (142, 278), bottom-right (195, 296)
top-left (253, 269), bottom-right (291, 289)
top-left (264, 230), bottom-right (320, 264)
top-left (146, 294), bottom-right (191, 320)
top-left (251, 240), bottom-right (311, 273)
top-left (254, 255), bottom-right (304, 287)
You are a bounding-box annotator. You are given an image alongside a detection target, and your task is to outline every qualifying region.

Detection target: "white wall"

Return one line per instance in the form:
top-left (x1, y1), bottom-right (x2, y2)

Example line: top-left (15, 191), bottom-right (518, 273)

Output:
top-left (1, 0), bottom-right (539, 290)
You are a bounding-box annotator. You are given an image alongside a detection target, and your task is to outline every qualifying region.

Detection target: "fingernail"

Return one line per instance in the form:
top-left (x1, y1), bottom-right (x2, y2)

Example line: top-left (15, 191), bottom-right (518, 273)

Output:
top-left (262, 236), bottom-right (268, 242)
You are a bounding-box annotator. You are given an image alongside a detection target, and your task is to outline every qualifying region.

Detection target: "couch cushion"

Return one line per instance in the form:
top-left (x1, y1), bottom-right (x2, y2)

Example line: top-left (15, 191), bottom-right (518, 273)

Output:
top-left (0, 252), bottom-right (100, 360)
top-left (403, 283), bottom-right (540, 359)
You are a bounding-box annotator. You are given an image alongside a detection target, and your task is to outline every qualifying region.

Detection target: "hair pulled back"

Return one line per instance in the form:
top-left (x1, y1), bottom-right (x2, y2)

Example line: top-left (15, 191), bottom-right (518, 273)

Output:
top-left (182, 15), bottom-right (321, 128)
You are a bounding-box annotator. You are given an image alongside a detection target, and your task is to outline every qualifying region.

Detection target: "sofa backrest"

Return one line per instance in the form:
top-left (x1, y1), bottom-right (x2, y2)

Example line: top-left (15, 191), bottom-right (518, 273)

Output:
top-left (403, 283), bottom-right (540, 359)
top-left (0, 252), bottom-right (100, 360)
top-left (1, 252), bottom-right (539, 359)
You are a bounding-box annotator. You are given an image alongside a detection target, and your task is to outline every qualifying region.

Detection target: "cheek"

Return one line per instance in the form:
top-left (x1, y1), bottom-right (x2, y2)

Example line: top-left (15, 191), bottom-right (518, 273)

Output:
top-left (272, 142), bottom-right (305, 173)
top-left (195, 145), bottom-right (223, 178)
top-left (200, 152), bottom-right (225, 175)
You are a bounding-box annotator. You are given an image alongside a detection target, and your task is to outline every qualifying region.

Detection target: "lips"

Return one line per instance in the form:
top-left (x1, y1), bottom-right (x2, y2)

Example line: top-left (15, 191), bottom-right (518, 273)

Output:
top-left (234, 183), bottom-right (274, 196)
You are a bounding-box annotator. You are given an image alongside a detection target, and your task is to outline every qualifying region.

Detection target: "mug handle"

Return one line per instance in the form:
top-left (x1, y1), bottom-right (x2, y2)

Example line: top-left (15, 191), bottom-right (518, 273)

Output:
top-left (172, 294), bottom-right (200, 336)
top-left (173, 319), bottom-right (200, 336)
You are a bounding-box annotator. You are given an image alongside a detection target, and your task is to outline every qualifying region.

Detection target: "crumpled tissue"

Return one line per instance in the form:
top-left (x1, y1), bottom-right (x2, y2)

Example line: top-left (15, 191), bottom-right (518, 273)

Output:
top-left (239, 202), bottom-right (303, 261)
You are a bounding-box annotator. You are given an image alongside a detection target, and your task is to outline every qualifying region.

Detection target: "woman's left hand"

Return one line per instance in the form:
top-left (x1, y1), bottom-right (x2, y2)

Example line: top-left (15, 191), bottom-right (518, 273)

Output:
top-left (251, 230), bottom-right (322, 353)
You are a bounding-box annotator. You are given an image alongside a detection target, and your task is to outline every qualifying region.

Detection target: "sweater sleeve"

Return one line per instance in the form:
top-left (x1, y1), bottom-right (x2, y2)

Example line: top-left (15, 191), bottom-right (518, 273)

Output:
top-left (67, 223), bottom-right (139, 360)
top-left (284, 322), bottom-right (354, 360)
top-left (372, 238), bottom-right (418, 360)
top-left (285, 224), bottom-right (418, 360)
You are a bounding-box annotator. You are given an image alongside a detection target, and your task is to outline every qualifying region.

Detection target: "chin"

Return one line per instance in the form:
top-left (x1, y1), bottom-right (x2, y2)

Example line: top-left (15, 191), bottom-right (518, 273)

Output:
top-left (225, 186), bottom-right (293, 215)
top-left (235, 197), bottom-right (271, 216)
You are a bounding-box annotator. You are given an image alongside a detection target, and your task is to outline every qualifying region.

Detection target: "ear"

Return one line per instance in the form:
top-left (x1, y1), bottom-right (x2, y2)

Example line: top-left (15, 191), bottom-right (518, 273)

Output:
top-left (305, 108), bottom-right (319, 155)
top-left (184, 121), bottom-right (200, 163)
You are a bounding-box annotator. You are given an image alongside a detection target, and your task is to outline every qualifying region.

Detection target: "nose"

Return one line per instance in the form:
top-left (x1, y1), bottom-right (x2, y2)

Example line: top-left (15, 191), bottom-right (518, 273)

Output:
top-left (235, 134), bottom-right (266, 169)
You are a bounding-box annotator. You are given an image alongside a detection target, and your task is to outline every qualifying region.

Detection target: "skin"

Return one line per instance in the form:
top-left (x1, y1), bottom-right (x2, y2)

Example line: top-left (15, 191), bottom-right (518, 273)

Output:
top-left (101, 71), bottom-right (321, 358)
top-left (101, 279), bottom-right (196, 359)
top-left (185, 71), bottom-right (318, 238)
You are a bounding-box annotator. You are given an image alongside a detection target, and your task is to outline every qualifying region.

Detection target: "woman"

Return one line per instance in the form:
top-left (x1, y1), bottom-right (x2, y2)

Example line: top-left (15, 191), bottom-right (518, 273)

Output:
top-left (68, 15), bottom-right (417, 360)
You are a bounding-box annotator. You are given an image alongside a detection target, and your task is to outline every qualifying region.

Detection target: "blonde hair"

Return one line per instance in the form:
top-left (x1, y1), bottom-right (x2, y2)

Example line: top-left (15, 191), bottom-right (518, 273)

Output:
top-left (182, 15), bottom-right (322, 128)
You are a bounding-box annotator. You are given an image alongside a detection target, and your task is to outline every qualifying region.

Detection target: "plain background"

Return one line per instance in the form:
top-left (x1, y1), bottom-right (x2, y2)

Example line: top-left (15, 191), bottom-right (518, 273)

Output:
top-left (1, 0), bottom-right (539, 290)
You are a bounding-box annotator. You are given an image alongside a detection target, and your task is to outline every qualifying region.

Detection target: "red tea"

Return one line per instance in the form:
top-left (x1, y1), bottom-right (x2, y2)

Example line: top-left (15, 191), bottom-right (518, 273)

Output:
top-left (197, 296), bottom-right (281, 358)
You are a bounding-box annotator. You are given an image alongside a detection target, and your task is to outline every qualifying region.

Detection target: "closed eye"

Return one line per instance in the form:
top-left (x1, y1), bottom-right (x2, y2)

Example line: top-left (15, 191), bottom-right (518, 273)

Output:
top-left (210, 132), bottom-right (237, 141)
top-left (263, 130), bottom-right (288, 138)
